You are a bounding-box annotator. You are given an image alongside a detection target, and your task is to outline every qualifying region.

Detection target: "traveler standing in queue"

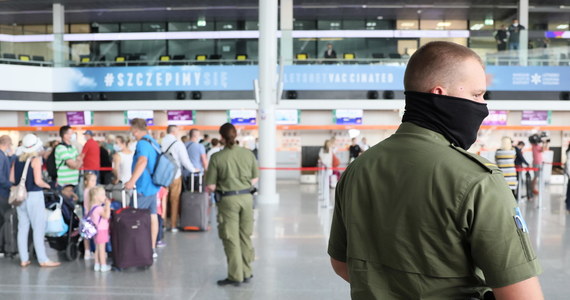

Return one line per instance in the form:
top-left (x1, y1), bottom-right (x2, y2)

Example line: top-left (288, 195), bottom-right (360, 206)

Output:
top-left (81, 130), bottom-right (101, 180)
top-left (0, 135), bottom-right (13, 227)
top-left (514, 141), bottom-right (530, 182)
top-left (112, 135), bottom-right (134, 185)
top-left (161, 125), bottom-right (197, 232)
top-left (328, 41), bottom-right (543, 299)
top-left (348, 138), bottom-right (362, 163)
top-left (55, 125), bottom-right (83, 190)
top-left (124, 118), bottom-right (161, 259)
top-left (10, 134), bottom-right (60, 268)
top-left (495, 136), bottom-right (518, 196)
top-left (206, 123), bottom-right (258, 287)
top-left (183, 129), bottom-right (208, 189)
top-left (531, 136), bottom-right (548, 196)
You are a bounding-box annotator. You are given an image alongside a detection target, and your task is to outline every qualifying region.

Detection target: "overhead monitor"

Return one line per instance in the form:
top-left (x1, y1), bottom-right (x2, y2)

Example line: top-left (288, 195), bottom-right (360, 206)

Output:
top-left (167, 110), bottom-right (195, 125)
top-left (27, 111), bottom-right (54, 127)
top-left (66, 111), bottom-right (93, 126)
top-left (334, 109), bottom-right (363, 125)
top-left (228, 110), bottom-right (257, 125)
top-left (521, 110), bottom-right (551, 126)
top-left (482, 110), bottom-right (508, 126)
top-left (125, 110), bottom-right (154, 126)
top-left (275, 109), bottom-right (300, 125)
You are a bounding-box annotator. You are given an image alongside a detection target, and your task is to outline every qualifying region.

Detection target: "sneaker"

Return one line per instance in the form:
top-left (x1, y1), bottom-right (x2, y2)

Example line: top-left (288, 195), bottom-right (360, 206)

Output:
top-left (94, 263), bottom-right (101, 272)
top-left (171, 228), bottom-right (179, 233)
top-left (100, 265), bottom-right (111, 272)
top-left (157, 240), bottom-right (167, 248)
top-left (153, 249), bottom-right (158, 259)
top-left (84, 252), bottom-right (93, 260)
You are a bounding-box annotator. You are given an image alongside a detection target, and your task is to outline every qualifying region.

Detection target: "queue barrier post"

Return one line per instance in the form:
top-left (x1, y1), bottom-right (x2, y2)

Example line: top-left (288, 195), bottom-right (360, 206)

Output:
top-left (537, 162), bottom-right (545, 209)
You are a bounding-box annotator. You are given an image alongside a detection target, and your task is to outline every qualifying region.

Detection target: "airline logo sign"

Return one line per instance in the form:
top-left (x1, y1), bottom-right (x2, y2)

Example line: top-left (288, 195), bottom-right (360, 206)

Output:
top-left (487, 66), bottom-right (568, 91)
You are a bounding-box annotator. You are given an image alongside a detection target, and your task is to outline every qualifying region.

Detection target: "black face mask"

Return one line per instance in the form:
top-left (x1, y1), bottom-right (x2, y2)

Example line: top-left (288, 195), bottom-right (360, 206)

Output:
top-left (401, 91), bottom-right (489, 150)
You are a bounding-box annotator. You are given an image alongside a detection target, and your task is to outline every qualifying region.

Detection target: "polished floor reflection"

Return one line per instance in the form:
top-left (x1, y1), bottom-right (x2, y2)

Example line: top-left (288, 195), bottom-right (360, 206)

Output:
top-left (0, 181), bottom-right (568, 299)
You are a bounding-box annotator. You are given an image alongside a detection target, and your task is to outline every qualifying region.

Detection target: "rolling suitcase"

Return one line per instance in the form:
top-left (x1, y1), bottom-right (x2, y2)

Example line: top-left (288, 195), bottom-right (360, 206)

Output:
top-left (111, 190), bottom-right (153, 269)
top-left (180, 174), bottom-right (209, 231)
top-left (0, 207), bottom-right (18, 258)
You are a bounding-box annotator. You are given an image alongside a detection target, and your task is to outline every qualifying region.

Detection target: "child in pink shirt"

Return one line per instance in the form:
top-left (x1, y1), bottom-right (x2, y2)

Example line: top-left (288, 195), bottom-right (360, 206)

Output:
top-left (89, 186), bottom-right (111, 272)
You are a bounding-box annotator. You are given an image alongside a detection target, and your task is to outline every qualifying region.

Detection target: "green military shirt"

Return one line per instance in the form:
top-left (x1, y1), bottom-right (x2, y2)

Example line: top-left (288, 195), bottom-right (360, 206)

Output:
top-left (328, 122), bottom-right (541, 299)
top-left (205, 146), bottom-right (259, 192)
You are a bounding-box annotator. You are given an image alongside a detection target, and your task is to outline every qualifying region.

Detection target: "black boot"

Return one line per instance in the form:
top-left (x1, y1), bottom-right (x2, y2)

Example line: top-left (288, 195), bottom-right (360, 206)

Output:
top-left (217, 278), bottom-right (241, 287)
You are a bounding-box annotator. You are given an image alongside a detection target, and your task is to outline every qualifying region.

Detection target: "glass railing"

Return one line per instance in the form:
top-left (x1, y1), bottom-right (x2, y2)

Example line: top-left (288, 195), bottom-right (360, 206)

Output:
top-left (1, 47), bottom-right (569, 67)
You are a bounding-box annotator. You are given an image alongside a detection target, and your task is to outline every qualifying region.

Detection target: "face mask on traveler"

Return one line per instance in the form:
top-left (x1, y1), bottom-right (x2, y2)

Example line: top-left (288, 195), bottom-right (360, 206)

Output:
top-left (71, 133), bottom-right (77, 142)
top-left (402, 91), bottom-right (489, 150)
top-left (113, 144), bottom-right (122, 152)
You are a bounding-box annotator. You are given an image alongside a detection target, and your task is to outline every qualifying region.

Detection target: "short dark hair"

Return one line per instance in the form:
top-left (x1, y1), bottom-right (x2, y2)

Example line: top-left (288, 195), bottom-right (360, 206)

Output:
top-left (167, 125), bottom-right (177, 134)
top-left (517, 141), bottom-right (525, 146)
top-left (404, 41), bottom-right (483, 92)
top-left (189, 129), bottom-right (199, 139)
top-left (59, 125), bottom-right (72, 139)
top-left (211, 138), bottom-right (219, 147)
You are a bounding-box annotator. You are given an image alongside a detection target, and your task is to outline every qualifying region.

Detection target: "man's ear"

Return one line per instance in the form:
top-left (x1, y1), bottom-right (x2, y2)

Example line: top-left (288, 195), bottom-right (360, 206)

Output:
top-left (429, 86), bottom-right (447, 95)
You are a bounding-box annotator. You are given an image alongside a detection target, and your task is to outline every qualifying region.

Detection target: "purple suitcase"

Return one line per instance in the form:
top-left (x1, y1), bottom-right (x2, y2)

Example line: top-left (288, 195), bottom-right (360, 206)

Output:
top-left (111, 191), bottom-right (153, 269)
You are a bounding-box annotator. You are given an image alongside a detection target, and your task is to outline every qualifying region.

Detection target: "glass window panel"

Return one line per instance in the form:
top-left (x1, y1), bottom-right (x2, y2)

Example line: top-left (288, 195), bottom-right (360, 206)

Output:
top-left (294, 38), bottom-right (317, 58)
top-left (245, 21), bottom-right (258, 30)
top-left (216, 21), bottom-right (238, 31)
top-left (548, 22), bottom-right (569, 30)
top-left (142, 23), bottom-right (166, 32)
top-left (70, 24), bottom-right (90, 33)
top-left (294, 20), bottom-right (316, 30)
top-left (168, 40), bottom-right (216, 58)
top-left (98, 23), bottom-right (119, 33)
top-left (169, 22), bottom-right (192, 31)
top-left (318, 20), bottom-right (342, 30)
top-left (343, 20), bottom-right (364, 30)
top-left (397, 20), bottom-right (419, 30)
top-left (121, 40), bottom-right (166, 61)
top-left (120, 23), bottom-right (142, 32)
top-left (23, 25), bottom-right (48, 35)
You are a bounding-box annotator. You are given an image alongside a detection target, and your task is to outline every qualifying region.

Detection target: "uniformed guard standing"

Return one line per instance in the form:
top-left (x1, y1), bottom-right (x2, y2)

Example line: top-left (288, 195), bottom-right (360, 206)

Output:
top-left (206, 123), bottom-right (258, 287)
top-left (328, 42), bottom-right (544, 299)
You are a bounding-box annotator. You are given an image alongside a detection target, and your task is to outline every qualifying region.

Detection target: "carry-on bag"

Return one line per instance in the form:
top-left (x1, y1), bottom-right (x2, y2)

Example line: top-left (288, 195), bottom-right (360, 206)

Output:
top-left (180, 174), bottom-right (209, 231)
top-left (111, 190), bottom-right (153, 269)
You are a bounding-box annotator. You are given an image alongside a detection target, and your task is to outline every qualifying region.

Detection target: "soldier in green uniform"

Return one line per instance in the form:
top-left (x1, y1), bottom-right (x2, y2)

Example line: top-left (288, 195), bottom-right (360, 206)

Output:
top-left (206, 123), bottom-right (258, 287)
top-left (328, 42), bottom-right (544, 299)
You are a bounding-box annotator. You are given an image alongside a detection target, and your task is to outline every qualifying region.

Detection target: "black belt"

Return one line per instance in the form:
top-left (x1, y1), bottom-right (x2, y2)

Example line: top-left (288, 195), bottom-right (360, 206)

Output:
top-left (218, 189), bottom-right (252, 197)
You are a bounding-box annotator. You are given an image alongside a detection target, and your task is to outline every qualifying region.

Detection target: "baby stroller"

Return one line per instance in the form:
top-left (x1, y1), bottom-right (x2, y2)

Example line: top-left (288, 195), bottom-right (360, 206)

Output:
top-left (44, 190), bottom-right (82, 261)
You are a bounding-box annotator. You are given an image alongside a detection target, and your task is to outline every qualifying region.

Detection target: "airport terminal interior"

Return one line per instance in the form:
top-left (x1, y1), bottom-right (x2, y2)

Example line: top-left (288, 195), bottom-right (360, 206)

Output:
top-left (0, 0), bottom-right (570, 299)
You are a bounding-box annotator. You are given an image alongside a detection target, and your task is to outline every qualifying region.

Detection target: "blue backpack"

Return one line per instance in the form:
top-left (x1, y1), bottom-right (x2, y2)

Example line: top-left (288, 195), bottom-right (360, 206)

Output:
top-left (141, 138), bottom-right (179, 187)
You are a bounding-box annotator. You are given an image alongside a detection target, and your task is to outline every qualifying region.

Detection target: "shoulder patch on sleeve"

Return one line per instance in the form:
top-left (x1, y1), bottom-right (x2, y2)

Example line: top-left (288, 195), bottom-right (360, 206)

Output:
top-left (449, 144), bottom-right (500, 174)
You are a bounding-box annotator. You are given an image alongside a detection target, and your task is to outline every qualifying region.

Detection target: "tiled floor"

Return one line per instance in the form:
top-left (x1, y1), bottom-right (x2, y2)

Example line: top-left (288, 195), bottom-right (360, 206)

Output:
top-left (0, 180), bottom-right (568, 299)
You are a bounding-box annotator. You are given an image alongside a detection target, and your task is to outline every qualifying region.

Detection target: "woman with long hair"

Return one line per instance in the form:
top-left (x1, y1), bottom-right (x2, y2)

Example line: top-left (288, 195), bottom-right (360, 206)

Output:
top-left (10, 134), bottom-right (60, 268)
top-left (205, 123), bottom-right (258, 287)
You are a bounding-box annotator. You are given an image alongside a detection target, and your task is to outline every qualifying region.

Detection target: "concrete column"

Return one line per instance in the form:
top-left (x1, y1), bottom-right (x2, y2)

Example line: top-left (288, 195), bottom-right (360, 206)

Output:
top-left (519, 0), bottom-right (529, 66)
top-left (280, 0), bottom-right (294, 65)
top-left (257, 0), bottom-right (280, 204)
top-left (52, 3), bottom-right (66, 67)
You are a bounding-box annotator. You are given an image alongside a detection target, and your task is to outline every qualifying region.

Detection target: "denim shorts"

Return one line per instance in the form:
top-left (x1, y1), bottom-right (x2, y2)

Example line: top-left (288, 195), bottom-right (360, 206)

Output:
top-left (133, 193), bottom-right (157, 214)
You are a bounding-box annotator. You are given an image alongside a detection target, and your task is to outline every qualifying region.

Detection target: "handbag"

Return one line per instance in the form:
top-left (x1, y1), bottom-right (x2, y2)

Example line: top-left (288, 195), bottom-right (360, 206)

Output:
top-left (8, 157), bottom-right (33, 207)
top-left (45, 195), bottom-right (68, 237)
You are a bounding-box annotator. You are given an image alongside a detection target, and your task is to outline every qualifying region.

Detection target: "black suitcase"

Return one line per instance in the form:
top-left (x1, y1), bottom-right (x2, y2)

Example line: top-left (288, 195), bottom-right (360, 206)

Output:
top-left (180, 174), bottom-right (209, 231)
top-left (0, 207), bottom-right (18, 257)
top-left (111, 190), bottom-right (153, 269)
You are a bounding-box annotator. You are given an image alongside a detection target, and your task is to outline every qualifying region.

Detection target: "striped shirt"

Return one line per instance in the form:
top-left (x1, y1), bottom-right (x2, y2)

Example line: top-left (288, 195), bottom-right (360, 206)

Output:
top-left (495, 148), bottom-right (517, 190)
top-left (55, 144), bottom-right (80, 186)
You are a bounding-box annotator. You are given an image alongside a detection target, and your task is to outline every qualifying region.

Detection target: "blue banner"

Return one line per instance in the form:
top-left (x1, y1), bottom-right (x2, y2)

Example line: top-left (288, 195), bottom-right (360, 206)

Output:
top-left (54, 65), bottom-right (570, 92)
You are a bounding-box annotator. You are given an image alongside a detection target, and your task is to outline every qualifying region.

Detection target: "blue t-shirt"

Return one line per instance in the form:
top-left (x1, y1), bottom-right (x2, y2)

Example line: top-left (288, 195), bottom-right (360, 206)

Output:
top-left (133, 135), bottom-right (160, 197)
top-left (184, 141), bottom-right (206, 174)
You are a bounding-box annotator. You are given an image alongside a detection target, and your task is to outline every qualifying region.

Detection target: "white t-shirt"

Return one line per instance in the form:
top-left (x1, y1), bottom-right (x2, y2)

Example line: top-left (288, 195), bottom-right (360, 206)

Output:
top-left (207, 146), bottom-right (222, 161)
top-left (116, 151), bottom-right (134, 184)
top-left (319, 148), bottom-right (333, 169)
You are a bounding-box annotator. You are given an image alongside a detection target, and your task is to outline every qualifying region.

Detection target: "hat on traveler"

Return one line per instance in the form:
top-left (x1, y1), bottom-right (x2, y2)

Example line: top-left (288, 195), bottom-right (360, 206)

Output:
top-left (83, 130), bottom-right (94, 136)
top-left (22, 134), bottom-right (43, 154)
